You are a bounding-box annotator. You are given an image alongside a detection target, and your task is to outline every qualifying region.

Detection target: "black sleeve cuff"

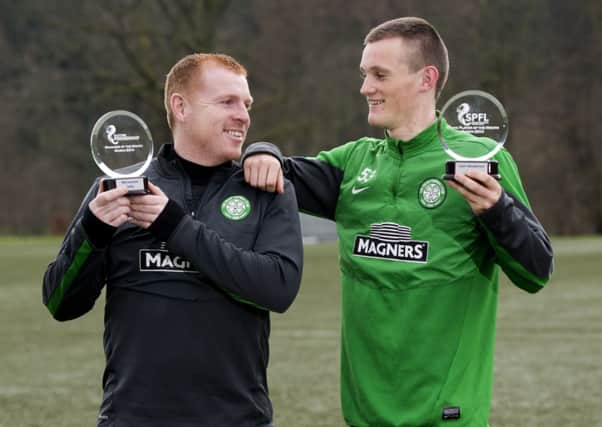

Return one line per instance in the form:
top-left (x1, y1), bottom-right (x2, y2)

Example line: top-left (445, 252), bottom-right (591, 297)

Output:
top-left (241, 142), bottom-right (284, 168)
top-left (148, 199), bottom-right (187, 242)
top-left (82, 206), bottom-right (117, 248)
top-left (477, 190), bottom-right (512, 233)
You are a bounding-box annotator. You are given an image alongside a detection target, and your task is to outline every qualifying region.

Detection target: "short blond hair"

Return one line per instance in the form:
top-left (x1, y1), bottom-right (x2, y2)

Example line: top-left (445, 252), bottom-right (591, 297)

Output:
top-left (164, 53), bottom-right (247, 129)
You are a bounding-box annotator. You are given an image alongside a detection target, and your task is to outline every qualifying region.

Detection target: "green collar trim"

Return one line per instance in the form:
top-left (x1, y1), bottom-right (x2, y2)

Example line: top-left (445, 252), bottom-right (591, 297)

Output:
top-left (384, 116), bottom-right (446, 157)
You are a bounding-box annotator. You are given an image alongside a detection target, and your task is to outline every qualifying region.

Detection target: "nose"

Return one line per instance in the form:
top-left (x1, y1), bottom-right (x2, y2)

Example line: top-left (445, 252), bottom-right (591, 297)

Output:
top-left (233, 103), bottom-right (250, 126)
top-left (360, 77), bottom-right (375, 97)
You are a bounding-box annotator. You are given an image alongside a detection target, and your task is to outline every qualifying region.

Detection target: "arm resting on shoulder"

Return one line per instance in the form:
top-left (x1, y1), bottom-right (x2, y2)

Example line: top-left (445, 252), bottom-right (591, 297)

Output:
top-left (242, 142), bottom-right (345, 220)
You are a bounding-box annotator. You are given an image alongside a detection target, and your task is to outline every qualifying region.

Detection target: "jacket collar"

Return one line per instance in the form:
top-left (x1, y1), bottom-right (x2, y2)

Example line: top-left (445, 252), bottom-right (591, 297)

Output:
top-left (384, 118), bottom-right (445, 157)
top-left (156, 143), bottom-right (235, 177)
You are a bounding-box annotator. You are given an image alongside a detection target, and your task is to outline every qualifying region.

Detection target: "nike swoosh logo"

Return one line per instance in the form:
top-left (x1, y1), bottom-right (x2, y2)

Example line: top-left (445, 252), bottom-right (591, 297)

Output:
top-left (352, 186), bottom-right (369, 194)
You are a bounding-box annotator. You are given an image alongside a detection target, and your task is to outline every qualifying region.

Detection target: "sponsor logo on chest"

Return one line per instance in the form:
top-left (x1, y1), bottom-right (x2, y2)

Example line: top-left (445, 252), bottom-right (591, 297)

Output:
top-left (353, 222), bottom-right (428, 263)
top-left (139, 249), bottom-right (198, 273)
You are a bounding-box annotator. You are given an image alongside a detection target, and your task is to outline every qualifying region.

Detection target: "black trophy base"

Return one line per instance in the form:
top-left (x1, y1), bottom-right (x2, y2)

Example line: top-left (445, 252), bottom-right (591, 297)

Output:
top-left (102, 176), bottom-right (149, 195)
top-left (443, 160), bottom-right (500, 181)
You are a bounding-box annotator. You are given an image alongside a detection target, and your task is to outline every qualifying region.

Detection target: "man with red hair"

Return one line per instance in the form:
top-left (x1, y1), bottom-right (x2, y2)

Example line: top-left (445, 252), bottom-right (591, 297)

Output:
top-left (43, 53), bottom-right (303, 427)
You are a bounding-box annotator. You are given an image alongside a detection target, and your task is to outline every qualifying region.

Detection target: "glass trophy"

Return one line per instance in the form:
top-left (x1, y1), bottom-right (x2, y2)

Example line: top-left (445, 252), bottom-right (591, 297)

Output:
top-left (90, 110), bottom-right (153, 194)
top-left (438, 90), bottom-right (508, 180)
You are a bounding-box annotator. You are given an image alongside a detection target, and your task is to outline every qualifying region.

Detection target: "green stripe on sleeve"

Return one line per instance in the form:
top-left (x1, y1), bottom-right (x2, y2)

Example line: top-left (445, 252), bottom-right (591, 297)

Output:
top-left (47, 240), bottom-right (94, 315)
top-left (226, 290), bottom-right (268, 311)
top-left (485, 233), bottom-right (550, 293)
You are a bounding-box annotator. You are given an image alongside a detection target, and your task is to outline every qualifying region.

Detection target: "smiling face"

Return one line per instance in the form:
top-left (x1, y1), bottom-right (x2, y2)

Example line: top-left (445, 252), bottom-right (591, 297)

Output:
top-left (174, 62), bottom-right (253, 165)
top-left (359, 37), bottom-right (425, 135)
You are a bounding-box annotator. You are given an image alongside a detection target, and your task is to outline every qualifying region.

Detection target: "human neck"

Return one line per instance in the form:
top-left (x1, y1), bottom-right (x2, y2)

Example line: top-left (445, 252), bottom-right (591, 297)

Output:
top-left (387, 102), bottom-right (437, 142)
top-left (173, 136), bottom-right (224, 167)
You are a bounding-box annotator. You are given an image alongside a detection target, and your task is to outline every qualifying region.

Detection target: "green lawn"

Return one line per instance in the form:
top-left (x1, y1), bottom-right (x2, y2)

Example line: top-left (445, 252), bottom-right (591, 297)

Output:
top-left (0, 237), bottom-right (600, 427)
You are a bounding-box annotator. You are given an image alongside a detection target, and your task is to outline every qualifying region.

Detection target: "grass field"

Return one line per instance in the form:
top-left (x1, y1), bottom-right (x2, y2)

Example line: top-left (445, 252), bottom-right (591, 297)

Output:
top-left (1, 236), bottom-right (601, 427)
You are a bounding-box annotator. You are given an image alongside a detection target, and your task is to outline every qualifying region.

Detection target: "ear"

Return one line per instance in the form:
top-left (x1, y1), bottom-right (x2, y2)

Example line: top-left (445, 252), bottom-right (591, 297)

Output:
top-left (170, 93), bottom-right (187, 124)
top-left (420, 65), bottom-right (439, 93)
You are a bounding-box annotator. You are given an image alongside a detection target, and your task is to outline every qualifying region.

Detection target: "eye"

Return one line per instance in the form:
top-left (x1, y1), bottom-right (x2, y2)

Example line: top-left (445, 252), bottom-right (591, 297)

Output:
top-left (245, 104), bottom-right (253, 112)
top-left (375, 73), bottom-right (386, 81)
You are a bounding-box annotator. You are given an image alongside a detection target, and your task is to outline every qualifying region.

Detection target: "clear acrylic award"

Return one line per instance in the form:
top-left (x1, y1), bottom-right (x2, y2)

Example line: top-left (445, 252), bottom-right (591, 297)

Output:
top-left (438, 90), bottom-right (508, 180)
top-left (90, 110), bottom-right (153, 194)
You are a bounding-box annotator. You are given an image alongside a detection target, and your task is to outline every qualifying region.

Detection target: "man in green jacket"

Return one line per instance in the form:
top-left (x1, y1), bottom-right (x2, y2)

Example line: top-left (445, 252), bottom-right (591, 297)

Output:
top-left (242, 17), bottom-right (553, 427)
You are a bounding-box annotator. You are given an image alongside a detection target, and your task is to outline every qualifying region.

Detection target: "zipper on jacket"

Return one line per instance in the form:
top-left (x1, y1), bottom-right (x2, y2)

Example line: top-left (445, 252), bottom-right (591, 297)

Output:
top-left (172, 158), bottom-right (195, 215)
top-left (186, 195), bottom-right (195, 215)
top-left (392, 145), bottom-right (403, 201)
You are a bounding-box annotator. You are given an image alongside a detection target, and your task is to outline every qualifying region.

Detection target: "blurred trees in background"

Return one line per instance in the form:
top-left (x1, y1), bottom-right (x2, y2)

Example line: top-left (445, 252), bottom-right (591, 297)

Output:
top-left (0, 0), bottom-right (600, 234)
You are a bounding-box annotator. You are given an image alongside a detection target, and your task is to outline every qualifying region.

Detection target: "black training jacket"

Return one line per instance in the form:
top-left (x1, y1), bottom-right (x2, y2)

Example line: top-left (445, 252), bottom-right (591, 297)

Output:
top-left (42, 144), bottom-right (303, 427)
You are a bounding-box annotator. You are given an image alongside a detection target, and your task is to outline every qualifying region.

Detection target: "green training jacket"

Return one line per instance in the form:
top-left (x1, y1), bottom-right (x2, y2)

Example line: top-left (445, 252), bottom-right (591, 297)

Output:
top-left (244, 118), bottom-right (553, 426)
